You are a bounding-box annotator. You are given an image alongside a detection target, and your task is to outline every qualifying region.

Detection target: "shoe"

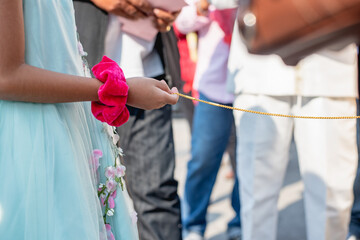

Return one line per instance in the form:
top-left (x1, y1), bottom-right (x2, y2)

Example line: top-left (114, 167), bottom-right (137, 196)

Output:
top-left (184, 232), bottom-right (204, 240)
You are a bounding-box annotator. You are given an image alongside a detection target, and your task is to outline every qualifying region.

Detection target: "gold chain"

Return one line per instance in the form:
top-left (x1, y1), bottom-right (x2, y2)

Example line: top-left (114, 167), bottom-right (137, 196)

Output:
top-left (174, 92), bottom-right (360, 120)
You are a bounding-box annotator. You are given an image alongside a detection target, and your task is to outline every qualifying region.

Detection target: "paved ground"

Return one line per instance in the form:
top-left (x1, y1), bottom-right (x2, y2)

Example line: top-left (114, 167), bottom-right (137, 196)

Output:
top-left (172, 117), bottom-right (307, 240)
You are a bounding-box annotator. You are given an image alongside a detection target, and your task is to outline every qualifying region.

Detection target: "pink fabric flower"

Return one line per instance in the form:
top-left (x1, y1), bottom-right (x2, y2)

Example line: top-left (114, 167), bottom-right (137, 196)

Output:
top-left (91, 56), bottom-right (129, 127)
top-left (105, 224), bottom-right (115, 240)
top-left (93, 149), bottom-right (103, 159)
top-left (101, 197), bottom-right (106, 206)
top-left (106, 179), bottom-right (117, 193)
top-left (115, 165), bottom-right (126, 178)
top-left (92, 149), bottom-right (103, 170)
top-left (108, 196), bottom-right (115, 209)
top-left (105, 166), bottom-right (116, 179)
top-left (92, 157), bottom-right (100, 170)
top-left (111, 190), bottom-right (117, 198)
top-left (92, 103), bottom-right (129, 127)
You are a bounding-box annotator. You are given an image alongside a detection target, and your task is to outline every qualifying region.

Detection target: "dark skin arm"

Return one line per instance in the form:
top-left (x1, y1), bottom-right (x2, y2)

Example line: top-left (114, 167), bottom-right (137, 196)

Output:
top-left (0, 0), bottom-right (178, 109)
top-left (91, 0), bottom-right (153, 20)
top-left (91, 0), bottom-right (181, 32)
top-left (153, 8), bottom-right (181, 32)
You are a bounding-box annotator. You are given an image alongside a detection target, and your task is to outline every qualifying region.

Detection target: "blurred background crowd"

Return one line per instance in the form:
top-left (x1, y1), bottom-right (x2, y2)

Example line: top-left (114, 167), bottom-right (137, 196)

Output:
top-left (73, 0), bottom-right (360, 240)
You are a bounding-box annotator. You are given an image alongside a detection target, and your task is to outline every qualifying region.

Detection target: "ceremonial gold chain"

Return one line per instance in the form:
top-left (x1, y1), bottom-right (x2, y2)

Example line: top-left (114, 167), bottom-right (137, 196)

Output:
top-left (173, 92), bottom-right (360, 120)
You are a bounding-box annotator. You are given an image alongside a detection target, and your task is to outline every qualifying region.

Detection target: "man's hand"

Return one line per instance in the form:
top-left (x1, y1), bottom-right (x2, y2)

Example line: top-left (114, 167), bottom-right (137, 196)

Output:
top-left (91, 0), bottom-right (153, 20)
top-left (152, 8), bottom-right (180, 32)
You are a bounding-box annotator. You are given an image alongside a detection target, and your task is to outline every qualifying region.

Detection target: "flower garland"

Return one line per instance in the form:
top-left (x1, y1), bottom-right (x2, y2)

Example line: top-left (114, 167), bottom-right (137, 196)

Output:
top-left (92, 124), bottom-right (138, 240)
top-left (77, 33), bottom-right (91, 77)
top-left (77, 37), bottom-right (137, 240)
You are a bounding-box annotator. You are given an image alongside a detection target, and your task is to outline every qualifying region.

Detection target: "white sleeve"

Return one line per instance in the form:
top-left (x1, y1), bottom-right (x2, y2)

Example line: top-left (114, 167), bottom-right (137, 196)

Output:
top-left (208, 0), bottom-right (239, 9)
top-left (175, 4), bottom-right (210, 34)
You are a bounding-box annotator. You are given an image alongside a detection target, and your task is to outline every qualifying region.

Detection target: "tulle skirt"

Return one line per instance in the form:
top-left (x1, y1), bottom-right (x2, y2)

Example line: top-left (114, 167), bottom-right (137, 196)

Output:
top-left (0, 100), bottom-right (138, 240)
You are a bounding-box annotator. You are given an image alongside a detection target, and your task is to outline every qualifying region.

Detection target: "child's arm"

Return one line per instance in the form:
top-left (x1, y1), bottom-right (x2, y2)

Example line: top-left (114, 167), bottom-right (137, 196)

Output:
top-left (0, 0), bottom-right (178, 109)
top-left (127, 78), bottom-right (178, 110)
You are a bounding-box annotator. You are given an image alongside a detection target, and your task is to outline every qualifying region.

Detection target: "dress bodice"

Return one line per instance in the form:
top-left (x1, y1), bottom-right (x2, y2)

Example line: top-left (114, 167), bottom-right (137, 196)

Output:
top-left (23, 0), bottom-right (84, 76)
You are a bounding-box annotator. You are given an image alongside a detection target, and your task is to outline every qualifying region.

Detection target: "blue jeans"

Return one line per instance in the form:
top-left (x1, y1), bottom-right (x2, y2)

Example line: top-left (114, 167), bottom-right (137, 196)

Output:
top-left (182, 93), bottom-right (241, 236)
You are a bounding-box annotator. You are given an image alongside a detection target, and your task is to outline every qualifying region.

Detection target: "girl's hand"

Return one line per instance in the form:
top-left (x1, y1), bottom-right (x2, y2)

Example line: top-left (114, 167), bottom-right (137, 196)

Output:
top-left (126, 77), bottom-right (179, 110)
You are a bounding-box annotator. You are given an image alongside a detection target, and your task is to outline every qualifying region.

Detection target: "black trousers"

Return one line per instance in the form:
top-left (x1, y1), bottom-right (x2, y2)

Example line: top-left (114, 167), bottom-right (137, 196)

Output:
top-left (118, 103), bottom-right (182, 240)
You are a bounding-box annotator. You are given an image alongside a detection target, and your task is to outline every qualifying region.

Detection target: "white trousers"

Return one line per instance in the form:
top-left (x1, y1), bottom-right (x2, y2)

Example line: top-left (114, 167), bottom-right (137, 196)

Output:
top-left (233, 94), bottom-right (358, 240)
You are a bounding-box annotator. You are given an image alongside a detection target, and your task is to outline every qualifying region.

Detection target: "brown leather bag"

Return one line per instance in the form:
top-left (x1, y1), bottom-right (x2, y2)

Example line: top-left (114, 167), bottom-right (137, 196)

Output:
top-left (237, 0), bottom-right (360, 65)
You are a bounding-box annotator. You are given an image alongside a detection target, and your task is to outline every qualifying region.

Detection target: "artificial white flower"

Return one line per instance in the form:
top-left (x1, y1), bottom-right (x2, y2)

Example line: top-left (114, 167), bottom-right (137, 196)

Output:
top-left (106, 208), bottom-right (115, 217)
top-left (131, 211), bottom-right (138, 224)
top-left (112, 134), bottom-right (120, 145)
top-left (77, 41), bottom-right (88, 57)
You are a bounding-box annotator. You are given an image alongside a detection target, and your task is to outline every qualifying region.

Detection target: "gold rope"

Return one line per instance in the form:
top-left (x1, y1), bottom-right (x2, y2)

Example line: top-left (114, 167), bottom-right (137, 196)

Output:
top-left (173, 92), bottom-right (360, 120)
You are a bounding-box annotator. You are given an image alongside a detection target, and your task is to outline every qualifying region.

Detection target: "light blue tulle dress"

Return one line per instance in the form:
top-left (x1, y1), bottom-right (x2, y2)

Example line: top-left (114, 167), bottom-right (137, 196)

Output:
top-left (0, 0), bottom-right (138, 239)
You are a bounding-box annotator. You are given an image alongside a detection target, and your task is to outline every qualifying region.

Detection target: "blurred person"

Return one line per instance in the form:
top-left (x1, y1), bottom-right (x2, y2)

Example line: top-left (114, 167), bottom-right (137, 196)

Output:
top-left (73, 1), bottom-right (183, 240)
top-left (348, 110), bottom-right (360, 240)
top-left (347, 49), bottom-right (360, 240)
top-left (228, 24), bottom-right (358, 240)
top-left (201, 1), bottom-right (359, 240)
top-left (172, 27), bottom-right (197, 129)
top-left (0, 0), bottom-right (179, 239)
top-left (175, 1), bottom-right (241, 240)
top-left (172, 26), bottom-right (237, 181)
